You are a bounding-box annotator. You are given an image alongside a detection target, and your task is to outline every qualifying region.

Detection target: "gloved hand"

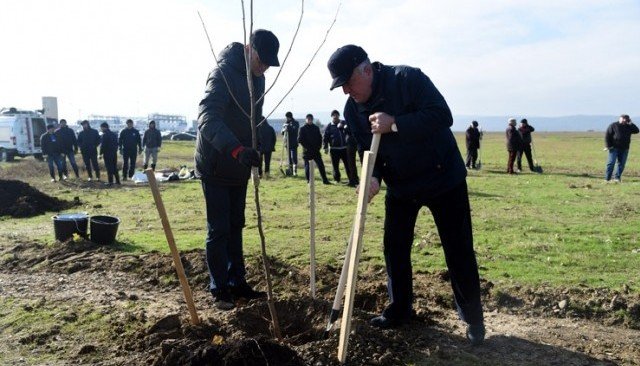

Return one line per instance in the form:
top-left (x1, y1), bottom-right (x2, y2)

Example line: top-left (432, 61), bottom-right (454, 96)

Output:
top-left (235, 147), bottom-right (261, 167)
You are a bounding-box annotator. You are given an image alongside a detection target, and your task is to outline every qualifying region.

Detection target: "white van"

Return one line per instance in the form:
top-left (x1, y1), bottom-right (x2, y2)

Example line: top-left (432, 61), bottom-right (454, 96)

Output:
top-left (0, 108), bottom-right (51, 162)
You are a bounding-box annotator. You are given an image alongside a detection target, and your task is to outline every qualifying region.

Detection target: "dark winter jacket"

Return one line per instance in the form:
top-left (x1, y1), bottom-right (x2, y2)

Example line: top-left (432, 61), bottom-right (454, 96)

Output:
top-left (40, 133), bottom-right (62, 156)
top-left (143, 128), bottom-right (162, 149)
top-left (194, 42), bottom-right (265, 185)
top-left (282, 118), bottom-right (300, 148)
top-left (343, 62), bottom-right (465, 200)
top-left (298, 123), bottom-right (323, 159)
top-left (506, 125), bottom-right (523, 152)
top-left (257, 121), bottom-right (276, 153)
top-left (54, 126), bottom-right (78, 153)
top-left (100, 129), bottom-right (119, 156)
top-left (119, 127), bottom-right (142, 152)
top-left (605, 122), bottom-right (639, 150)
top-left (323, 121), bottom-right (347, 150)
top-left (344, 124), bottom-right (358, 148)
top-left (518, 124), bottom-right (535, 145)
top-left (77, 127), bottom-right (101, 155)
top-left (465, 126), bottom-right (481, 150)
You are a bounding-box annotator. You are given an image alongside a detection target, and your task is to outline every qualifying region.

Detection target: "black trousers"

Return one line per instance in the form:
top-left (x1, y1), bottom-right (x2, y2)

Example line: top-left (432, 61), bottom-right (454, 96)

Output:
top-left (329, 148), bottom-right (350, 183)
top-left (103, 152), bottom-right (120, 184)
top-left (122, 150), bottom-right (137, 178)
top-left (346, 144), bottom-right (359, 184)
top-left (303, 154), bottom-right (328, 182)
top-left (82, 151), bottom-right (100, 179)
top-left (259, 151), bottom-right (272, 176)
top-left (382, 180), bottom-right (483, 325)
top-left (517, 144), bottom-right (535, 171)
top-left (465, 148), bottom-right (478, 168)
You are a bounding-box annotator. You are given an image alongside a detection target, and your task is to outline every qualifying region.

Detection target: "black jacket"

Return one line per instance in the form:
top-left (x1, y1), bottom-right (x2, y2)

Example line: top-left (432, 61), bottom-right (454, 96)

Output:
top-left (298, 123), bottom-right (323, 159)
top-left (40, 133), bottom-right (62, 156)
top-left (257, 121), bottom-right (276, 153)
top-left (100, 129), bottom-right (119, 156)
top-left (518, 124), bottom-right (535, 145)
top-left (143, 128), bottom-right (162, 149)
top-left (506, 125), bottom-right (523, 152)
top-left (77, 127), bottom-right (101, 154)
top-left (323, 121), bottom-right (347, 150)
top-left (194, 42), bottom-right (265, 185)
top-left (344, 123), bottom-right (358, 148)
top-left (343, 62), bottom-right (465, 200)
top-left (465, 126), bottom-right (481, 150)
top-left (55, 126), bottom-right (78, 153)
top-left (605, 122), bottom-right (639, 150)
top-left (282, 118), bottom-right (300, 148)
top-left (119, 127), bottom-right (142, 152)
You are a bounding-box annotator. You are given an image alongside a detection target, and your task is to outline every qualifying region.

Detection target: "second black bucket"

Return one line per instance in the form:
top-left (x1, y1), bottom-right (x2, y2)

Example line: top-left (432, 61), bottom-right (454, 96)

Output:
top-left (52, 213), bottom-right (89, 241)
top-left (90, 215), bottom-right (120, 245)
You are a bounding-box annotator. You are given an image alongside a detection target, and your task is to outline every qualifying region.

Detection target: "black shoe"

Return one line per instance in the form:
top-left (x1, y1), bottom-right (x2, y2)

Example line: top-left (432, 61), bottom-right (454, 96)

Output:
top-left (213, 290), bottom-right (235, 310)
top-left (467, 323), bottom-right (485, 346)
top-left (322, 179), bottom-right (331, 185)
top-left (231, 283), bottom-right (267, 300)
top-left (370, 314), bottom-right (407, 329)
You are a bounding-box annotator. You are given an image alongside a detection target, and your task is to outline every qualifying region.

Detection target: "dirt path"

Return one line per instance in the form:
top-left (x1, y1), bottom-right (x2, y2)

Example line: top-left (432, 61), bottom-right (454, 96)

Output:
top-left (0, 239), bottom-right (638, 365)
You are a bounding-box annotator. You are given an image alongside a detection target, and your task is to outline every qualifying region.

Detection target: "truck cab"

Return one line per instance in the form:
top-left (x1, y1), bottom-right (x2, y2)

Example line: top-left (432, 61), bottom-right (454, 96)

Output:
top-left (0, 108), bottom-right (50, 161)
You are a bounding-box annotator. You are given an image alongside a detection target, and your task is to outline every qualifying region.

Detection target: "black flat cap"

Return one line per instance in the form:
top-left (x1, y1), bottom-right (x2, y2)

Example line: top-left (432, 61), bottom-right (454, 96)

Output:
top-left (327, 45), bottom-right (368, 90)
top-left (251, 29), bottom-right (280, 67)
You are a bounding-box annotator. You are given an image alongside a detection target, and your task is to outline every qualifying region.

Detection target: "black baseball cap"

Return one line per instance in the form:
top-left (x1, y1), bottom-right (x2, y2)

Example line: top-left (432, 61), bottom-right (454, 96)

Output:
top-left (327, 45), bottom-right (368, 90)
top-left (251, 29), bottom-right (280, 67)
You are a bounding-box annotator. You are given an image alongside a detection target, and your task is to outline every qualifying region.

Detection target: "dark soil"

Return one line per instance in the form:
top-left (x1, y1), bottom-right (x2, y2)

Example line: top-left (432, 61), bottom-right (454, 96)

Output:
top-left (0, 179), bottom-right (76, 218)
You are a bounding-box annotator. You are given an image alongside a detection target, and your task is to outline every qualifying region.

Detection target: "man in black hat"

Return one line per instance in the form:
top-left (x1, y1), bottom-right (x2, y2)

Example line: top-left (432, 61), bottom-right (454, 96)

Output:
top-left (40, 124), bottom-right (66, 182)
top-left (77, 120), bottom-right (101, 181)
top-left (118, 119), bottom-right (142, 180)
top-left (465, 121), bottom-right (481, 170)
top-left (327, 45), bottom-right (485, 345)
top-left (516, 118), bottom-right (537, 172)
top-left (99, 122), bottom-right (120, 186)
top-left (282, 111), bottom-right (300, 176)
top-left (323, 110), bottom-right (353, 184)
top-left (195, 29), bottom-right (280, 310)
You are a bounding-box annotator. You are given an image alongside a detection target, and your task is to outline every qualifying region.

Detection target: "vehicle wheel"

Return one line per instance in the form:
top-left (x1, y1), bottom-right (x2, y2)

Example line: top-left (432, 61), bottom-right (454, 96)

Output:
top-left (34, 153), bottom-right (44, 161)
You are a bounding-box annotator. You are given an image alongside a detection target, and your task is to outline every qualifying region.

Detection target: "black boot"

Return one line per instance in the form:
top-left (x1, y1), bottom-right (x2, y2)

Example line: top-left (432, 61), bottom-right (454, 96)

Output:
top-left (143, 164), bottom-right (148, 170)
top-left (151, 164), bottom-right (156, 171)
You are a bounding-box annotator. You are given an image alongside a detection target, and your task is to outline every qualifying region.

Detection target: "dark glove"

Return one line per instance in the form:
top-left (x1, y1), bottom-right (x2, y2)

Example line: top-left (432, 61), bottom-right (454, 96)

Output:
top-left (236, 147), bottom-right (260, 167)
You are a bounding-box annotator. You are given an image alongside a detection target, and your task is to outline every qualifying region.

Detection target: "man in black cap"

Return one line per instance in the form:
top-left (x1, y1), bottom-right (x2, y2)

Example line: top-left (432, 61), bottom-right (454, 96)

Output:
top-left (323, 110), bottom-right (353, 184)
top-left (516, 118), bottom-right (537, 172)
top-left (465, 121), bottom-right (481, 169)
top-left (77, 120), bottom-right (101, 181)
top-left (118, 119), bottom-right (142, 180)
top-left (99, 122), bottom-right (120, 186)
top-left (55, 119), bottom-right (80, 178)
top-left (40, 124), bottom-right (66, 182)
top-left (327, 45), bottom-right (485, 345)
top-left (195, 29), bottom-right (280, 310)
top-left (298, 113), bottom-right (330, 184)
top-left (282, 111), bottom-right (300, 176)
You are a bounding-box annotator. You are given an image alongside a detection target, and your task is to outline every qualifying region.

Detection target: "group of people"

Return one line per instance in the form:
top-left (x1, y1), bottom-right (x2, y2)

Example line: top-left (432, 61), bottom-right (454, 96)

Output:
top-left (39, 119), bottom-right (163, 186)
top-left (194, 30), bottom-right (486, 346)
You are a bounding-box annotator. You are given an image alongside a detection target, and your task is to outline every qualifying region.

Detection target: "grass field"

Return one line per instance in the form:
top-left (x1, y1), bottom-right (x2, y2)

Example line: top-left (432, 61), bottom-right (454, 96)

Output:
top-left (1, 132), bottom-right (639, 292)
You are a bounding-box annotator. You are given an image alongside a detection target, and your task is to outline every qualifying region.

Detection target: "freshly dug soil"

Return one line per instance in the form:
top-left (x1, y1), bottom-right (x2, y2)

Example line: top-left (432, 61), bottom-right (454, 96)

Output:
top-left (0, 179), bottom-right (74, 218)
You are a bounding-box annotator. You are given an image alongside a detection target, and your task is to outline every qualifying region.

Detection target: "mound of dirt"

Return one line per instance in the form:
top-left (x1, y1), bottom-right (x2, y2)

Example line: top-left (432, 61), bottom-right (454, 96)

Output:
top-left (0, 179), bottom-right (75, 218)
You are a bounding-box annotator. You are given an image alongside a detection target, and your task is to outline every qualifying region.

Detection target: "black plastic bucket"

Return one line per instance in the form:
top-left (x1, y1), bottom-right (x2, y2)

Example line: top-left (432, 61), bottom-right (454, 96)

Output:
top-left (52, 213), bottom-right (89, 241)
top-left (90, 215), bottom-right (120, 245)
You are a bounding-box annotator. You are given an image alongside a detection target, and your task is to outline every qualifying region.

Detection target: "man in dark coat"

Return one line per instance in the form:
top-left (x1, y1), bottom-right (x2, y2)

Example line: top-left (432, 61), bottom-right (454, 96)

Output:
top-left (298, 114), bottom-right (330, 184)
top-left (257, 116), bottom-right (276, 178)
top-left (118, 119), bottom-right (142, 180)
top-left (142, 120), bottom-right (162, 171)
top-left (516, 118), bottom-right (536, 172)
top-left (328, 45), bottom-right (485, 344)
top-left (505, 118), bottom-right (522, 174)
top-left (343, 113), bottom-right (360, 186)
top-left (99, 122), bottom-right (120, 186)
top-left (194, 29), bottom-right (280, 310)
top-left (323, 110), bottom-right (354, 184)
top-left (55, 119), bottom-right (80, 178)
top-left (40, 124), bottom-right (65, 182)
top-left (605, 114), bottom-right (639, 182)
top-left (77, 120), bottom-right (101, 181)
top-left (465, 121), bottom-right (481, 169)
top-left (281, 111), bottom-right (300, 175)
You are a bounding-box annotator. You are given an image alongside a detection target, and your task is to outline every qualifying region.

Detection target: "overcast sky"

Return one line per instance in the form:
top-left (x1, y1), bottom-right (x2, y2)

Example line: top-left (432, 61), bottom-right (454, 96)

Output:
top-left (1, 0), bottom-right (638, 123)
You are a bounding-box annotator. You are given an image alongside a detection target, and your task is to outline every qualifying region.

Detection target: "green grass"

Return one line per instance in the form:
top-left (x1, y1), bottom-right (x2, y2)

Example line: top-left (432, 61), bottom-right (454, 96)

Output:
top-left (1, 133), bottom-right (639, 292)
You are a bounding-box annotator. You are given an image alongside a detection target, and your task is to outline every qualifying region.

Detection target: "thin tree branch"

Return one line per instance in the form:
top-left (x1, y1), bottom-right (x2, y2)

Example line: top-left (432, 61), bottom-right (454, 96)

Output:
top-left (197, 11), bottom-right (250, 119)
top-left (255, 0), bottom-right (305, 105)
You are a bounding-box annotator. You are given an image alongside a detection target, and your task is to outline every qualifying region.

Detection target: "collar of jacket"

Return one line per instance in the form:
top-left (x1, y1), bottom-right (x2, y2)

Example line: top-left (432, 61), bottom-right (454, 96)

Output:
top-left (356, 62), bottom-right (385, 114)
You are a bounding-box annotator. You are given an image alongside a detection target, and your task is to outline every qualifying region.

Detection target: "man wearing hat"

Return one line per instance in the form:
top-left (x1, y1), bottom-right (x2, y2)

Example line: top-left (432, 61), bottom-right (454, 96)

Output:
top-left (516, 118), bottom-right (536, 172)
top-left (195, 29), bottom-right (280, 310)
top-left (327, 45), bottom-right (485, 345)
top-left (465, 121), bottom-right (481, 170)
top-left (77, 120), bottom-right (101, 181)
top-left (506, 118), bottom-right (522, 174)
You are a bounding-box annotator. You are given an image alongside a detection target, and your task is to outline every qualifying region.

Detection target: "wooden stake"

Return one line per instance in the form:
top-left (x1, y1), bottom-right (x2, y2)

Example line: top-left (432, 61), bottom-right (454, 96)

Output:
top-left (145, 169), bottom-right (200, 325)
top-left (309, 160), bottom-right (316, 298)
top-left (338, 133), bottom-right (380, 363)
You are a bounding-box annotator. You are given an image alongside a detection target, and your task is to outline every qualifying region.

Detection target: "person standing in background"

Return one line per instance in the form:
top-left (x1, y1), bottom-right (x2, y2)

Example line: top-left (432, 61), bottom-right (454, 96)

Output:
top-left (77, 120), bottom-right (101, 181)
top-left (506, 118), bottom-right (522, 174)
top-left (55, 119), bottom-right (80, 179)
top-left (142, 120), bottom-right (162, 171)
top-left (257, 116), bottom-right (276, 178)
top-left (516, 118), bottom-right (536, 172)
top-left (298, 113), bottom-right (330, 184)
top-left (465, 121), bottom-right (481, 170)
top-left (604, 114), bottom-right (638, 182)
top-left (323, 110), bottom-right (353, 184)
top-left (118, 119), bottom-right (142, 180)
top-left (282, 111), bottom-right (300, 176)
top-left (41, 124), bottom-right (66, 182)
top-left (100, 122), bottom-right (121, 186)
